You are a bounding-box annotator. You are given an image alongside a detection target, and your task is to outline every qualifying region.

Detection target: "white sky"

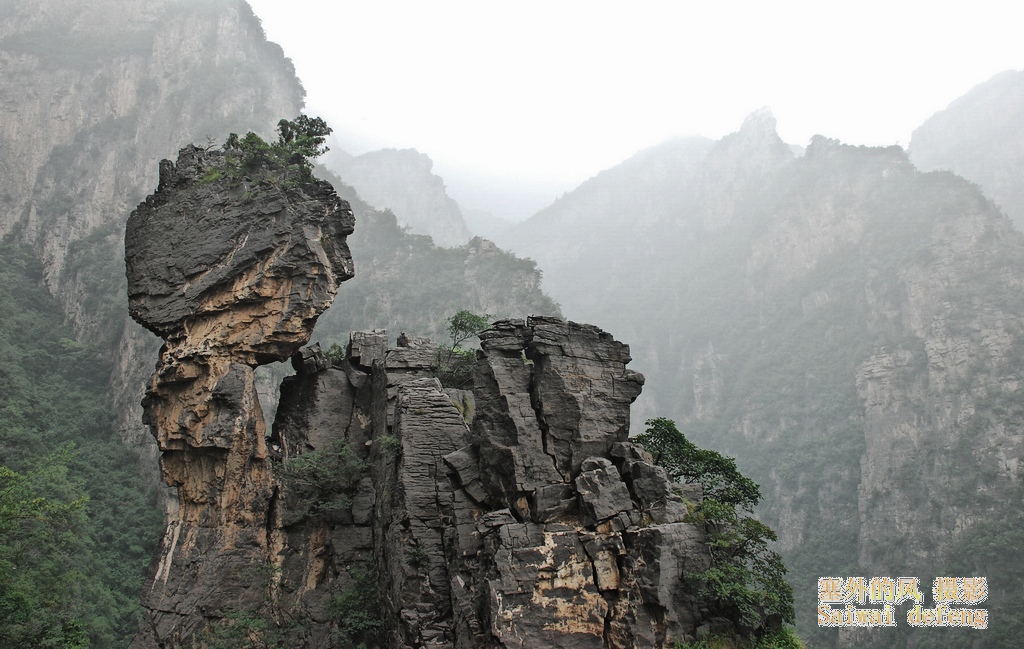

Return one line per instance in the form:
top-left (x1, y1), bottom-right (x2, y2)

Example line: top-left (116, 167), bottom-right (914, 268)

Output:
top-left (247, 0), bottom-right (1024, 198)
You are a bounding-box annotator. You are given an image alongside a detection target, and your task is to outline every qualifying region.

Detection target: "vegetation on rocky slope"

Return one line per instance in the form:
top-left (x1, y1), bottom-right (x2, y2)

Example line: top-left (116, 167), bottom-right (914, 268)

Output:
top-left (0, 244), bottom-right (163, 648)
top-left (639, 417), bottom-right (794, 639)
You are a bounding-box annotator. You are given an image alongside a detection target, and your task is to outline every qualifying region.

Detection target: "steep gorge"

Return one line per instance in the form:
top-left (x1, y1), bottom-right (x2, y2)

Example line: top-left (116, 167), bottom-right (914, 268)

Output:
top-left (0, 0), bottom-right (306, 471)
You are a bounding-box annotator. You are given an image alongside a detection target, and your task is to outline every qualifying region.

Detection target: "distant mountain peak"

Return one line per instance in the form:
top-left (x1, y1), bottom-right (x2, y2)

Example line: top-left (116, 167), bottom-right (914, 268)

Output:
top-left (740, 106), bottom-right (778, 134)
top-left (330, 147), bottom-right (472, 246)
top-left (909, 68), bottom-right (1024, 227)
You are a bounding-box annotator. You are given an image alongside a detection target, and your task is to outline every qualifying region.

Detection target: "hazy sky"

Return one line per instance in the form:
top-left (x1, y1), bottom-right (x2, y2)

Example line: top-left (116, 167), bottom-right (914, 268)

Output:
top-left (247, 0), bottom-right (1023, 198)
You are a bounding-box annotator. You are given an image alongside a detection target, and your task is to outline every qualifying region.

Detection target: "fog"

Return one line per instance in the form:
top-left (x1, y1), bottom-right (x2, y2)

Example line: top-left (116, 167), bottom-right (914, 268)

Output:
top-left (248, 0), bottom-right (1024, 218)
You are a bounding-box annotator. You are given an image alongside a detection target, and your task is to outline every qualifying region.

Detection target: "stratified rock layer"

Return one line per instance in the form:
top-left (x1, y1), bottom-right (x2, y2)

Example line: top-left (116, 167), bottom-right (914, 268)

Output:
top-left (263, 318), bottom-right (716, 648)
top-left (125, 145), bottom-right (354, 647)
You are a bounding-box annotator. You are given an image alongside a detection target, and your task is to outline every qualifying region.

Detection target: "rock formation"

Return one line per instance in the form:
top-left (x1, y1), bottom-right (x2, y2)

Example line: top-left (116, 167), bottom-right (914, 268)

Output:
top-left (125, 143), bottom-right (725, 648)
top-left (0, 0), bottom-right (307, 481)
top-left (125, 144), bottom-right (354, 646)
top-left (262, 317), bottom-right (718, 648)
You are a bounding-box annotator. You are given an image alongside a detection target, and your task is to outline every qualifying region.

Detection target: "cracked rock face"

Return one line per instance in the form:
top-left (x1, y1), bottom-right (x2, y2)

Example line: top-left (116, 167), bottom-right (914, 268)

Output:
top-left (126, 160), bottom-right (718, 649)
top-left (255, 318), bottom-right (716, 649)
top-left (126, 145), bottom-right (354, 364)
top-left (125, 145), bottom-right (353, 647)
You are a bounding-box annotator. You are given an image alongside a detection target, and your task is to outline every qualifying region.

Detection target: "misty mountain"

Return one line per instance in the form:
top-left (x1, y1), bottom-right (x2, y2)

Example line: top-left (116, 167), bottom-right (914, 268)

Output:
top-left (330, 147), bottom-right (473, 247)
top-left (5, 0), bottom-right (1023, 646)
top-left (910, 69), bottom-right (1024, 228)
top-left (461, 206), bottom-right (515, 241)
top-left (497, 112), bottom-right (1024, 647)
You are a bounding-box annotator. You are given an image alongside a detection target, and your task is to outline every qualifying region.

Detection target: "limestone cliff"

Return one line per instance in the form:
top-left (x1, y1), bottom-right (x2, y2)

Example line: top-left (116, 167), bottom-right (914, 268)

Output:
top-left (217, 320), bottom-right (720, 649)
top-left (125, 143), bottom-right (732, 648)
top-left (125, 145), bottom-right (354, 645)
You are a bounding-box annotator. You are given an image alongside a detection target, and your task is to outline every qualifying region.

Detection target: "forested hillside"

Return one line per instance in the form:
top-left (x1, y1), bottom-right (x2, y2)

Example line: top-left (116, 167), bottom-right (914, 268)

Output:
top-left (0, 244), bottom-right (163, 647)
top-left (313, 168), bottom-right (559, 348)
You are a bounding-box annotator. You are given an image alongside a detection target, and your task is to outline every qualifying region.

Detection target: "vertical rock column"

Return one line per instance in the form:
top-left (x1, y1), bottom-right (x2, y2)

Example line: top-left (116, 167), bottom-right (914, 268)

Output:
top-left (125, 145), bottom-right (354, 646)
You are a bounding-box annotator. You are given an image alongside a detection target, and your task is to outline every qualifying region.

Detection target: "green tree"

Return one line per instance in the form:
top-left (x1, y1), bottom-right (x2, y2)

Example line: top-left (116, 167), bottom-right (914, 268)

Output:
top-left (0, 452), bottom-right (89, 649)
top-left (637, 417), bottom-right (760, 511)
top-left (223, 114), bottom-right (332, 180)
top-left (275, 115), bottom-right (331, 160)
top-left (433, 310), bottom-right (491, 388)
top-left (636, 418), bottom-right (795, 634)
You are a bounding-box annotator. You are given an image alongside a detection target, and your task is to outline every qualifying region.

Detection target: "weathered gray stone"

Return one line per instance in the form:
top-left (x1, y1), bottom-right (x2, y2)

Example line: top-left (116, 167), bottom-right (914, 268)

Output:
top-left (291, 342), bottom-right (331, 373)
top-left (477, 318), bottom-right (529, 352)
top-left (132, 300), bottom-right (731, 647)
top-left (128, 145), bottom-right (354, 648)
top-left (622, 457), bottom-right (690, 524)
top-left (525, 317), bottom-right (645, 475)
top-left (443, 445), bottom-right (488, 503)
top-left (126, 145), bottom-right (354, 361)
top-left (348, 330), bottom-right (388, 369)
top-left (576, 457), bottom-right (635, 525)
top-left (532, 483), bottom-right (577, 522)
top-left (386, 344), bottom-right (439, 370)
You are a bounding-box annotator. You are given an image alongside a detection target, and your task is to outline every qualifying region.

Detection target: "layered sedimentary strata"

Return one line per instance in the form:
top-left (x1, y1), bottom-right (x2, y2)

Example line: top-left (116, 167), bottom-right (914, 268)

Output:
top-left (265, 319), bottom-right (718, 648)
top-left (125, 145), bottom-right (354, 646)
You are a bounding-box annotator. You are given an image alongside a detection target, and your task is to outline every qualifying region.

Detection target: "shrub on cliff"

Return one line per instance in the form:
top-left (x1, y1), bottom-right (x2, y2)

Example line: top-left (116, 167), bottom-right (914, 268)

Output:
top-left (433, 310), bottom-right (491, 388)
top-left (637, 418), bottom-right (795, 636)
top-left (223, 114), bottom-right (332, 181)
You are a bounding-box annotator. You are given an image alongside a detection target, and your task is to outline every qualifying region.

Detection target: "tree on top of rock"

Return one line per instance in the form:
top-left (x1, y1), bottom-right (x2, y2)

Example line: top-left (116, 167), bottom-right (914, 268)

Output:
top-left (223, 114), bottom-right (332, 180)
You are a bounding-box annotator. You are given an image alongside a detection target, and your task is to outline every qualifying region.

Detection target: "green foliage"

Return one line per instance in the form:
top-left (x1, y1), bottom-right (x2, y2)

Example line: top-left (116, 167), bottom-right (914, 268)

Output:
top-left (199, 167), bottom-right (224, 184)
top-left (433, 310), bottom-right (490, 388)
top-left (223, 114), bottom-right (332, 182)
top-left (376, 435), bottom-right (401, 457)
top-left (275, 115), bottom-right (332, 160)
top-left (434, 346), bottom-right (477, 389)
top-left (445, 310), bottom-right (491, 348)
top-left (275, 442), bottom-right (368, 517)
top-left (325, 342), bottom-right (346, 364)
top-left (638, 418), bottom-right (794, 635)
top-left (0, 452), bottom-right (89, 649)
top-left (939, 489), bottom-right (1024, 648)
top-left (673, 627), bottom-right (803, 649)
top-left (0, 243), bottom-right (163, 648)
top-left (329, 567), bottom-right (383, 647)
top-left (636, 417), bottom-right (760, 511)
top-left (187, 609), bottom-right (299, 649)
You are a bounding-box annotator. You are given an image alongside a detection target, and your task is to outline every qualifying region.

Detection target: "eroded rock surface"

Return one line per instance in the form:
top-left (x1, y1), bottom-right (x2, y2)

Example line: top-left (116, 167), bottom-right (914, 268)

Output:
top-left (260, 318), bottom-right (715, 648)
top-left (126, 145), bottom-right (353, 647)
top-left (127, 161), bottom-right (719, 647)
